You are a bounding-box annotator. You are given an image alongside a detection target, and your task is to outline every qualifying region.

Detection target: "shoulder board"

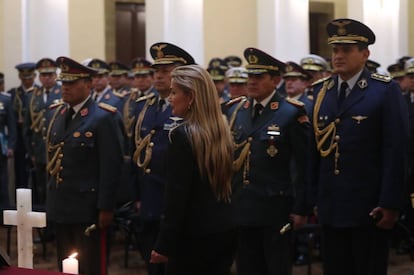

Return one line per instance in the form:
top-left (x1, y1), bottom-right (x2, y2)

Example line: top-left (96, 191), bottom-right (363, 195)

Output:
top-left (286, 97), bottom-right (305, 108)
top-left (112, 91), bottom-right (125, 98)
top-left (311, 76), bottom-right (332, 86)
top-left (371, 73), bottom-right (391, 82)
top-left (98, 102), bottom-right (117, 113)
top-left (136, 92), bottom-right (156, 103)
top-left (49, 101), bottom-right (65, 110)
top-left (225, 96), bottom-right (247, 107)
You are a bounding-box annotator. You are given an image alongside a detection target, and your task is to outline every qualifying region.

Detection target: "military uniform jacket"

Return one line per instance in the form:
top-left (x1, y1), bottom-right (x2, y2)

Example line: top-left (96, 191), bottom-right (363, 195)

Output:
top-left (133, 94), bottom-right (177, 220)
top-left (46, 98), bottom-right (124, 224)
top-left (227, 92), bottom-right (310, 226)
top-left (24, 84), bottom-right (62, 164)
top-left (310, 69), bottom-right (409, 227)
top-left (0, 93), bottom-right (17, 152)
top-left (95, 87), bottom-right (124, 110)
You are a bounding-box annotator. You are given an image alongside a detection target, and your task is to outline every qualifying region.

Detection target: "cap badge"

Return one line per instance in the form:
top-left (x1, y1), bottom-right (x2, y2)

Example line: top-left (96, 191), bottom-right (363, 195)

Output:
top-left (61, 64), bottom-right (69, 73)
top-left (42, 60), bottom-right (51, 67)
top-left (248, 54), bottom-right (259, 64)
top-left (332, 20), bottom-right (351, 35)
top-left (152, 44), bottom-right (167, 59)
top-left (286, 65), bottom-right (293, 72)
top-left (91, 61), bottom-right (100, 68)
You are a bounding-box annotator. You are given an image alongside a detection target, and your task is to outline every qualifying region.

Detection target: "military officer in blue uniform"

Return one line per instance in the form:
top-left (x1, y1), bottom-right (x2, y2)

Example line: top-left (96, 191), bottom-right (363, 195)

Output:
top-left (86, 58), bottom-right (124, 110)
top-left (46, 56), bottom-right (124, 275)
top-left (132, 42), bottom-right (194, 275)
top-left (224, 55), bottom-right (243, 68)
top-left (309, 18), bottom-right (409, 275)
top-left (283, 61), bottom-right (313, 114)
top-left (225, 47), bottom-right (311, 275)
top-left (0, 73), bottom-right (17, 212)
top-left (24, 58), bottom-right (62, 206)
top-left (108, 61), bottom-right (131, 96)
top-left (207, 58), bottom-right (230, 103)
top-left (7, 63), bottom-right (38, 189)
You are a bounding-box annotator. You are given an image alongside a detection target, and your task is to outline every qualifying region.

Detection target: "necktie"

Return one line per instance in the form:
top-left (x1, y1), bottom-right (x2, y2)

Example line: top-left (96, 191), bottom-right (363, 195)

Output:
top-left (44, 89), bottom-right (49, 103)
top-left (253, 103), bottom-right (263, 120)
top-left (93, 93), bottom-right (99, 101)
top-left (338, 82), bottom-right (348, 108)
top-left (159, 98), bottom-right (166, 112)
top-left (65, 107), bottom-right (75, 129)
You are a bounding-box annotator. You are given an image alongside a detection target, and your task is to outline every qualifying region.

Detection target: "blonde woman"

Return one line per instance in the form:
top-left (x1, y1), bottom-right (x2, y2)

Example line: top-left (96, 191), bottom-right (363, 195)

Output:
top-left (150, 64), bottom-right (236, 274)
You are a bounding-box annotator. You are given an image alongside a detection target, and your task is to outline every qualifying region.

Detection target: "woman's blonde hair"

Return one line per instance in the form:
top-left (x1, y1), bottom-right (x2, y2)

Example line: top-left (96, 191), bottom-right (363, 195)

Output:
top-left (171, 64), bottom-right (233, 201)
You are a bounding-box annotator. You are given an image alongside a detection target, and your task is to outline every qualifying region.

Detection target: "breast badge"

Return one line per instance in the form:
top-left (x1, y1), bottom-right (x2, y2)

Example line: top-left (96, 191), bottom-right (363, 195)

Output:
top-left (80, 108), bottom-right (88, 116)
top-left (85, 131), bottom-right (93, 138)
top-left (73, 132), bottom-right (81, 138)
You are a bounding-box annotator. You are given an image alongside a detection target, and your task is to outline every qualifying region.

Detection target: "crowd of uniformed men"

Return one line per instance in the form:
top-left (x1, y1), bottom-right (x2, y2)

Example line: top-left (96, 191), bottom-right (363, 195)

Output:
top-left (0, 17), bottom-right (413, 275)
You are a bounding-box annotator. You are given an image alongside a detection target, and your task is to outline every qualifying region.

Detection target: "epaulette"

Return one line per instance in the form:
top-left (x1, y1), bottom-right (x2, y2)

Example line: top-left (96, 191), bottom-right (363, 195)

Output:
top-left (311, 76), bottom-right (332, 86)
top-left (136, 92), bottom-right (156, 102)
top-left (286, 97), bottom-right (305, 108)
top-left (225, 96), bottom-right (247, 107)
top-left (98, 102), bottom-right (117, 113)
top-left (371, 73), bottom-right (391, 82)
top-left (49, 101), bottom-right (65, 110)
top-left (0, 92), bottom-right (11, 97)
top-left (112, 91), bottom-right (125, 98)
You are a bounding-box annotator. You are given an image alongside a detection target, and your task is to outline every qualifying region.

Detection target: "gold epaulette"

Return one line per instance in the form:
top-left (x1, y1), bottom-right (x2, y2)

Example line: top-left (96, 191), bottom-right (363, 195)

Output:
top-left (49, 101), bottom-right (65, 109)
top-left (225, 96), bottom-right (247, 107)
top-left (311, 76), bottom-right (332, 86)
top-left (98, 102), bottom-right (117, 113)
top-left (136, 92), bottom-right (156, 102)
top-left (371, 73), bottom-right (391, 82)
top-left (286, 97), bottom-right (305, 107)
top-left (112, 91), bottom-right (125, 98)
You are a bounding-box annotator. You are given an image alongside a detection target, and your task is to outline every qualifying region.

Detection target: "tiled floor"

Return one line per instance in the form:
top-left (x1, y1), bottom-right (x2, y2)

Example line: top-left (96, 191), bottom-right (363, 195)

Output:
top-left (1, 226), bottom-right (414, 275)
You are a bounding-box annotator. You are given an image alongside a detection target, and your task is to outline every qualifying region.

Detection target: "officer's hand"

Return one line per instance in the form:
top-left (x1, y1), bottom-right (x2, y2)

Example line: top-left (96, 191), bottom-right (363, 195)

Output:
top-left (98, 210), bottom-right (114, 229)
top-left (369, 207), bottom-right (399, 230)
top-left (150, 250), bottom-right (168, 263)
top-left (290, 214), bottom-right (307, 230)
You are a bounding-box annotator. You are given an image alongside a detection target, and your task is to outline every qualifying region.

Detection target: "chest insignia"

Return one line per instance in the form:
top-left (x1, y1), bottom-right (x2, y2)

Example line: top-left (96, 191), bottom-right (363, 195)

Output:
top-left (270, 102), bottom-right (279, 110)
top-left (352, 115), bottom-right (368, 124)
top-left (357, 79), bottom-right (368, 89)
top-left (85, 131), bottom-right (93, 138)
top-left (327, 80), bottom-right (335, 90)
top-left (105, 94), bottom-right (110, 100)
top-left (54, 89), bottom-right (60, 94)
top-left (80, 108), bottom-right (88, 117)
top-left (243, 101), bottom-right (250, 109)
top-left (73, 131), bottom-right (81, 138)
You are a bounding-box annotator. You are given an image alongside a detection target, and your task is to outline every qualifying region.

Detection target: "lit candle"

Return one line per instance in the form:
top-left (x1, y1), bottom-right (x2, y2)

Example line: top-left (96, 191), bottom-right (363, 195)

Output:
top-left (62, 253), bottom-right (79, 274)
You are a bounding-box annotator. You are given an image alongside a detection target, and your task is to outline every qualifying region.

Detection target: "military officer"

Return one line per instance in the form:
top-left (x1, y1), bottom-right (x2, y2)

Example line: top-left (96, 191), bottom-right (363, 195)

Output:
top-left (226, 66), bottom-right (248, 99)
top-left (7, 63), bottom-right (38, 189)
top-left (403, 58), bottom-right (414, 194)
top-left (365, 59), bottom-right (381, 73)
top-left (309, 18), bottom-right (409, 275)
top-left (207, 58), bottom-right (230, 103)
top-left (132, 42), bottom-right (194, 275)
top-left (24, 58), bottom-right (62, 206)
top-left (224, 55), bottom-right (243, 68)
top-left (283, 61), bottom-right (313, 114)
top-left (300, 54), bottom-right (329, 84)
top-left (86, 58), bottom-right (124, 109)
top-left (225, 47), bottom-right (310, 275)
top-left (387, 62), bottom-right (408, 93)
top-left (46, 56), bottom-right (124, 275)
top-left (108, 61), bottom-right (131, 96)
top-left (130, 57), bottom-right (156, 97)
top-left (0, 73), bottom-right (17, 212)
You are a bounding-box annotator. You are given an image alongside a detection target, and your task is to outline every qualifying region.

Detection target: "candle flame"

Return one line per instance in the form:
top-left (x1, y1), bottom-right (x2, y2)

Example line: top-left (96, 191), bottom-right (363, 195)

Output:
top-left (69, 252), bottom-right (78, 258)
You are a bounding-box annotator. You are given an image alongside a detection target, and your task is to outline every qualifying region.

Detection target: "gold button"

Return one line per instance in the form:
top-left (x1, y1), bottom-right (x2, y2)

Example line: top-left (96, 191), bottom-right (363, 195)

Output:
top-left (149, 142), bottom-right (154, 147)
top-left (60, 142), bottom-right (64, 146)
top-left (247, 137), bottom-right (253, 142)
top-left (60, 166), bottom-right (63, 171)
top-left (334, 169), bottom-right (340, 175)
top-left (335, 118), bottom-right (341, 124)
top-left (59, 154), bottom-right (63, 158)
top-left (334, 135), bottom-right (340, 141)
top-left (145, 168), bottom-right (151, 174)
top-left (91, 188), bottom-right (96, 192)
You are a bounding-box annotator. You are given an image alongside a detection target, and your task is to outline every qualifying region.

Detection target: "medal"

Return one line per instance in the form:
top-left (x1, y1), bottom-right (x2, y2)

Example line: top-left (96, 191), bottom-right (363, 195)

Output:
top-left (267, 144), bottom-right (278, 157)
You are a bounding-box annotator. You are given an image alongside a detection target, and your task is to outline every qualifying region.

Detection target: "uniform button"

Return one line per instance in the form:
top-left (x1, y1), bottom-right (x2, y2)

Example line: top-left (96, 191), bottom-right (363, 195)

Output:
top-left (335, 118), bottom-right (341, 124)
top-left (91, 188), bottom-right (96, 192)
top-left (58, 178), bottom-right (63, 182)
top-left (334, 135), bottom-right (340, 141)
top-left (60, 142), bottom-right (64, 146)
top-left (149, 142), bottom-right (154, 147)
top-left (247, 137), bottom-right (253, 142)
top-left (334, 169), bottom-right (340, 175)
top-left (243, 180), bottom-right (250, 185)
top-left (59, 154), bottom-right (63, 158)
top-left (145, 168), bottom-right (151, 174)
top-left (81, 143), bottom-right (85, 146)
top-left (60, 166), bottom-right (63, 171)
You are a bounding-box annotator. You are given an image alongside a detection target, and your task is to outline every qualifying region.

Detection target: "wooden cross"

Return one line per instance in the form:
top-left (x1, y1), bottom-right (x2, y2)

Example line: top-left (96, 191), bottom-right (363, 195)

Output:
top-left (3, 188), bottom-right (46, 268)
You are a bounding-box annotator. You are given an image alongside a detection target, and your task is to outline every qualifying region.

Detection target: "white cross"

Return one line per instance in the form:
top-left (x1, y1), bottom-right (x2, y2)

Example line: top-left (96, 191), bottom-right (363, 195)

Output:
top-left (3, 188), bottom-right (46, 268)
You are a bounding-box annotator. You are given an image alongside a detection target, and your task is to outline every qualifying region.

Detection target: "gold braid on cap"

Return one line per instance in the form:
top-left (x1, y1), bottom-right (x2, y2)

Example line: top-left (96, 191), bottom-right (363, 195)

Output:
top-left (132, 96), bottom-right (157, 174)
top-left (45, 104), bottom-right (66, 186)
top-left (312, 81), bottom-right (341, 175)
